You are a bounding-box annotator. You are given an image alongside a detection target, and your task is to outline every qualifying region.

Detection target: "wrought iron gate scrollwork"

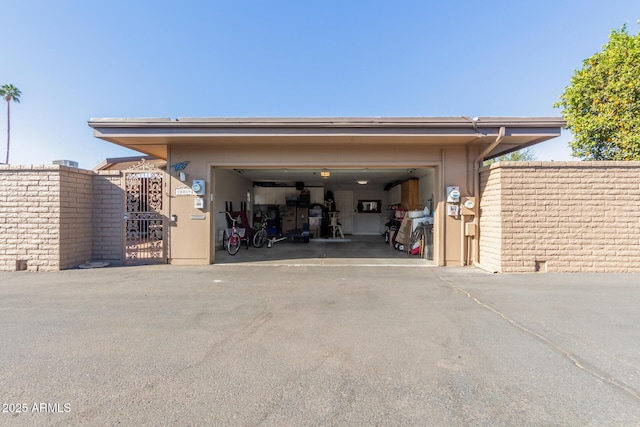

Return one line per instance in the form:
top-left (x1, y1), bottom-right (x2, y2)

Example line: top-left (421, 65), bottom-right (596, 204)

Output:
top-left (124, 159), bottom-right (166, 263)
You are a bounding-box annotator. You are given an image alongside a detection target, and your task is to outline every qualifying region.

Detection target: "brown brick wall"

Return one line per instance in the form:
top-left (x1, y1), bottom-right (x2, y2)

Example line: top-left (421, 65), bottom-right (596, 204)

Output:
top-left (478, 165), bottom-right (502, 272)
top-left (4, 162), bottom-right (639, 273)
top-left (59, 168), bottom-right (94, 269)
top-left (0, 166), bottom-right (125, 271)
top-left (92, 171), bottom-right (124, 262)
top-left (0, 166), bottom-right (63, 271)
top-left (479, 161), bottom-right (640, 273)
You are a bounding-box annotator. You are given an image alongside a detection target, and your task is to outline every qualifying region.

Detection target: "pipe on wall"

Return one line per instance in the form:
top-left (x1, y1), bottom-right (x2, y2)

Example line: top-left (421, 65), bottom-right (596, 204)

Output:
top-left (438, 149), bottom-right (446, 266)
top-left (460, 214), bottom-right (467, 266)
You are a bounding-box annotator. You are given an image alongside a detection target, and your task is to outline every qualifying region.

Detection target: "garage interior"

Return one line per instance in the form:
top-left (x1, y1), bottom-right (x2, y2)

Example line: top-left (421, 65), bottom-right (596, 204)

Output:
top-left (213, 166), bottom-right (436, 265)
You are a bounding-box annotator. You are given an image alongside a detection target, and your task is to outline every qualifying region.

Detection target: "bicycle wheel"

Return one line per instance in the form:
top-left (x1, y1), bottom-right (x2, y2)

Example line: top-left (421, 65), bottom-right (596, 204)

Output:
top-left (227, 232), bottom-right (241, 255)
top-left (253, 229), bottom-right (268, 248)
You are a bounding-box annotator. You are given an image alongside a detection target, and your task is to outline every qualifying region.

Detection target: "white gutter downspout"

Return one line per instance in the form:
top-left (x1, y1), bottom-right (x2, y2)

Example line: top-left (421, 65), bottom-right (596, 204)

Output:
top-left (472, 126), bottom-right (505, 269)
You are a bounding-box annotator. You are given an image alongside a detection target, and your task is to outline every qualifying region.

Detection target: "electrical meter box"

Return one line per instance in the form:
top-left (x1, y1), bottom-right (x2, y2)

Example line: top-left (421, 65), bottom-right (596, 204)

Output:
top-left (460, 197), bottom-right (477, 215)
top-left (446, 186), bottom-right (460, 203)
top-left (191, 180), bottom-right (205, 195)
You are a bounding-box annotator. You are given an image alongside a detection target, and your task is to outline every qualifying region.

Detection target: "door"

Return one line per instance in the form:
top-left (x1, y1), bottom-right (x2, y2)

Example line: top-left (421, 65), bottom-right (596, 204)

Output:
top-left (123, 160), bottom-right (167, 263)
top-left (333, 190), bottom-right (354, 235)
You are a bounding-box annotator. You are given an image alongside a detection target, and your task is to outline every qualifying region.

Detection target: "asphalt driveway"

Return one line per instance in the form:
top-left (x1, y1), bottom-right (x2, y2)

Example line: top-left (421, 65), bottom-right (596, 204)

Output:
top-left (0, 266), bottom-right (639, 426)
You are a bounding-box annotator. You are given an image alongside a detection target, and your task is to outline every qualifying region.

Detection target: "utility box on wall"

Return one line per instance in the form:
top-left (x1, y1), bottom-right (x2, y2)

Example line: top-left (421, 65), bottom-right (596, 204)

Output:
top-left (465, 222), bottom-right (476, 237)
top-left (460, 197), bottom-right (477, 216)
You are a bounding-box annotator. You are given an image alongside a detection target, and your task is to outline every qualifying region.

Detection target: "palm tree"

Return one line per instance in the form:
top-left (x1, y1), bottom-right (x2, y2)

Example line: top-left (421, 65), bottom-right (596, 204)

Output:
top-left (0, 84), bottom-right (22, 164)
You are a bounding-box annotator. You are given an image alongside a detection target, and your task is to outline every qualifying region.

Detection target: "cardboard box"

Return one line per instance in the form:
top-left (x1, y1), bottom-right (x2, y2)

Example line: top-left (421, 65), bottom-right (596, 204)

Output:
top-left (394, 218), bottom-right (412, 246)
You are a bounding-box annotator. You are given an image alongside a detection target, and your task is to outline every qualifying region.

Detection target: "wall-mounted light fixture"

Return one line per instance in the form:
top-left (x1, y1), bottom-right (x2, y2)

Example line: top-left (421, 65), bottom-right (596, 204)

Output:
top-left (320, 169), bottom-right (330, 178)
top-left (357, 180), bottom-right (368, 185)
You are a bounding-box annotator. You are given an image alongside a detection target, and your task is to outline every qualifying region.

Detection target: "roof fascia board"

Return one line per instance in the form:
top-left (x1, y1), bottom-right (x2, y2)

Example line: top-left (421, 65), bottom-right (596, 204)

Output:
top-left (89, 116), bottom-right (566, 130)
top-left (92, 127), bottom-right (485, 138)
top-left (89, 117), bottom-right (565, 141)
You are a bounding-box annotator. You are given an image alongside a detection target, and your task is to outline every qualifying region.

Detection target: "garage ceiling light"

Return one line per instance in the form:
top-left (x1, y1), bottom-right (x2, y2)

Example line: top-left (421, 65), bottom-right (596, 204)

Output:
top-left (357, 180), bottom-right (368, 185)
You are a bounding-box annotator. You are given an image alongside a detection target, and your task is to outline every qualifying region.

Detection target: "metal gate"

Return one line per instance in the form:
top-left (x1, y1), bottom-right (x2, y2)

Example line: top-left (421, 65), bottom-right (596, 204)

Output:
top-left (123, 160), bottom-right (166, 263)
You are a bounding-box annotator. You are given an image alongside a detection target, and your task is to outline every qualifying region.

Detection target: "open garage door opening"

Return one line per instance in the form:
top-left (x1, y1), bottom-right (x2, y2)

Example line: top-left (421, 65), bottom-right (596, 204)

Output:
top-left (212, 166), bottom-right (437, 266)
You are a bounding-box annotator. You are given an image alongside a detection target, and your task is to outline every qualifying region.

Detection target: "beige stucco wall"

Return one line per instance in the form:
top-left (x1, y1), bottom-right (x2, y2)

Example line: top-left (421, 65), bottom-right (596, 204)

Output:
top-left (479, 161), bottom-right (640, 273)
top-left (441, 147), bottom-right (472, 266)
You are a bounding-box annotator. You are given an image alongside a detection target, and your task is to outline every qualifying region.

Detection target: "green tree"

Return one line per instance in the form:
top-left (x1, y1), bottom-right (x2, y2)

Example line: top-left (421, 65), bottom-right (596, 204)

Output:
top-left (555, 25), bottom-right (640, 160)
top-left (484, 148), bottom-right (536, 166)
top-left (0, 84), bottom-right (22, 164)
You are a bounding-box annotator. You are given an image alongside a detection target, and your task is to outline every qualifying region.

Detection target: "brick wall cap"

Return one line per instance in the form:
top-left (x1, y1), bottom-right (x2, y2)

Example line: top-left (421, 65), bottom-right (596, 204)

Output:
top-left (0, 165), bottom-right (96, 174)
top-left (480, 160), bottom-right (640, 172)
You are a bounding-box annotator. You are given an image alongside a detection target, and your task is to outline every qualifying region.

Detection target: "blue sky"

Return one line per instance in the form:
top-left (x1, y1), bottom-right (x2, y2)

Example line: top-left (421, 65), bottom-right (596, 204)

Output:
top-left (2, 1), bottom-right (640, 169)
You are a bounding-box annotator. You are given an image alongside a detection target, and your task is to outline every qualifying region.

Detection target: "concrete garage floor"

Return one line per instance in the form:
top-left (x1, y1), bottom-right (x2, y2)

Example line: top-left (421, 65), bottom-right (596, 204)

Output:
top-left (216, 234), bottom-right (434, 266)
top-left (1, 266), bottom-right (639, 426)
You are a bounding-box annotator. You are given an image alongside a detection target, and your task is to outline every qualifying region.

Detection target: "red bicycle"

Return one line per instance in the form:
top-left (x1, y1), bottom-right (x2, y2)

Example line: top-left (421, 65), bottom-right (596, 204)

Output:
top-left (221, 211), bottom-right (244, 255)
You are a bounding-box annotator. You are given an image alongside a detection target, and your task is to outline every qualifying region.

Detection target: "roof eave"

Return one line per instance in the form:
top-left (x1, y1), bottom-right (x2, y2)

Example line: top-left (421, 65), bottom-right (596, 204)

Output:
top-left (88, 116), bottom-right (566, 130)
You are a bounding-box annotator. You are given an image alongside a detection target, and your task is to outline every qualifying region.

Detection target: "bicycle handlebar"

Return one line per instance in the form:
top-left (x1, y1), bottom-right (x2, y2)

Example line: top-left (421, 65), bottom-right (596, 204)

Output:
top-left (219, 211), bottom-right (238, 224)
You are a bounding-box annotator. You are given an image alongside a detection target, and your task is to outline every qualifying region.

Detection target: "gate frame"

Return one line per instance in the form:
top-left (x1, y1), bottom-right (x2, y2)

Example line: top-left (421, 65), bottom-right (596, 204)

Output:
top-left (122, 159), bottom-right (168, 264)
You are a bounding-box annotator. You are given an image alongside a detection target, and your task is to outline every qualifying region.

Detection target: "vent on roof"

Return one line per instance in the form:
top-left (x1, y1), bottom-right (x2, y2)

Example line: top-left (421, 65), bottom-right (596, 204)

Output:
top-left (53, 160), bottom-right (79, 168)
